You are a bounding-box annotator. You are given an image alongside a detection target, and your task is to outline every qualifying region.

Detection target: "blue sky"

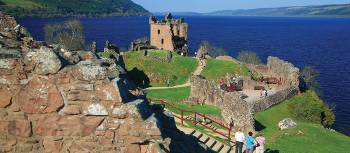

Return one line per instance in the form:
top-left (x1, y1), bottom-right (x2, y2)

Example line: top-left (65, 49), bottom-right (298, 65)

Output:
top-left (132, 0), bottom-right (350, 13)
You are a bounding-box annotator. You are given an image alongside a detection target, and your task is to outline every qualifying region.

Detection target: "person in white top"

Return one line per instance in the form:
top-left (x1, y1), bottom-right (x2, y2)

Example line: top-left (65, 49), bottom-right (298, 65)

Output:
top-left (235, 128), bottom-right (245, 153)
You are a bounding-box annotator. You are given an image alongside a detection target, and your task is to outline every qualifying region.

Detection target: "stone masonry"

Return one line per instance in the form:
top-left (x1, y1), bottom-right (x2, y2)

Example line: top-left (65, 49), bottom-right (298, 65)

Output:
top-left (189, 76), bottom-right (255, 133)
top-left (188, 56), bottom-right (301, 133)
top-left (0, 13), bottom-right (212, 153)
top-left (247, 56), bottom-right (300, 89)
top-left (0, 13), bottom-right (167, 153)
top-left (267, 56), bottom-right (300, 88)
top-left (149, 13), bottom-right (188, 55)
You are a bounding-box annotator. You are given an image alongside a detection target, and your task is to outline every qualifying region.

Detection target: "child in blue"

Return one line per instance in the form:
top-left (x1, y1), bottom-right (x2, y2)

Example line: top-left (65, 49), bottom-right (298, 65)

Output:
top-left (245, 131), bottom-right (255, 153)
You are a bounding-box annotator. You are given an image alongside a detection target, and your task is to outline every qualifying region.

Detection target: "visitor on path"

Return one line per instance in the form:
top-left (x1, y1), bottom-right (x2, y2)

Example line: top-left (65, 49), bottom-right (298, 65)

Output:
top-left (166, 79), bottom-right (170, 87)
top-left (264, 90), bottom-right (268, 97)
top-left (254, 133), bottom-right (266, 153)
top-left (235, 128), bottom-right (245, 153)
top-left (245, 131), bottom-right (255, 153)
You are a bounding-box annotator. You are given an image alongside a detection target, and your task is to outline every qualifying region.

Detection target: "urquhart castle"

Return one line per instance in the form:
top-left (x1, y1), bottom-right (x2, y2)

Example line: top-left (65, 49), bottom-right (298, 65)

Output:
top-left (149, 13), bottom-right (189, 55)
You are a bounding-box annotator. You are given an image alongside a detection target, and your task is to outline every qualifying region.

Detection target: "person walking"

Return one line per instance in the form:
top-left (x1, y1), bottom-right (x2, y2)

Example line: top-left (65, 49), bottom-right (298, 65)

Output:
top-left (245, 131), bottom-right (255, 153)
top-left (235, 128), bottom-right (245, 153)
top-left (254, 133), bottom-right (266, 153)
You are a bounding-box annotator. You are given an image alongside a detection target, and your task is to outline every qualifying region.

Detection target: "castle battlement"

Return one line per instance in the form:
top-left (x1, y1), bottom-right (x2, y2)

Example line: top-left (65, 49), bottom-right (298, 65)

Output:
top-left (149, 13), bottom-right (188, 55)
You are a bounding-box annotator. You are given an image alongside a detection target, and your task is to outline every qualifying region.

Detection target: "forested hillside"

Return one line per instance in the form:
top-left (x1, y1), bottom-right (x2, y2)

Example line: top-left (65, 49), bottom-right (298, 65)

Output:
top-left (0, 0), bottom-right (149, 17)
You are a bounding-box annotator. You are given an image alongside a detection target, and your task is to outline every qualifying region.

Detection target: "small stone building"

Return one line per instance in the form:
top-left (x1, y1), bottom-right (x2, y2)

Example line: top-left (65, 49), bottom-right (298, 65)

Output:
top-left (149, 13), bottom-right (188, 55)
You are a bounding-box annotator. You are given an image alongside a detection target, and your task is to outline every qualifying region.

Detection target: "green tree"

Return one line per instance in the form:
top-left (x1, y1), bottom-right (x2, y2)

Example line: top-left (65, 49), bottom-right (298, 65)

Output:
top-left (300, 66), bottom-right (320, 92)
top-left (44, 20), bottom-right (85, 50)
top-left (197, 41), bottom-right (227, 58)
top-left (237, 51), bottom-right (261, 65)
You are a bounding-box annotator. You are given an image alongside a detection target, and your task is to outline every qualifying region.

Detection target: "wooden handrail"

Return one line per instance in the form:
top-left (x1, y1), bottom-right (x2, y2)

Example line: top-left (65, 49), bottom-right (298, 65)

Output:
top-left (147, 98), bottom-right (234, 142)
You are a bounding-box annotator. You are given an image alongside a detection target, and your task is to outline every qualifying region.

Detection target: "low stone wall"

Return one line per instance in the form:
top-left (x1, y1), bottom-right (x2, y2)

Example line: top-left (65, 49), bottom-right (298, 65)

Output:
top-left (242, 76), bottom-right (265, 90)
top-left (189, 76), bottom-right (254, 132)
top-left (249, 87), bottom-right (299, 113)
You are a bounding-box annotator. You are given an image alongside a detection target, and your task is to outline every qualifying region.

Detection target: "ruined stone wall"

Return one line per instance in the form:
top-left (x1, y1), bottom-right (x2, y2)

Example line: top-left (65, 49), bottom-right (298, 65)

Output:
top-left (0, 50), bottom-right (164, 153)
top-left (249, 87), bottom-right (299, 112)
top-left (267, 56), bottom-right (300, 88)
top-left (246, 64), bottom-right (269, 76)
top-left (0, 12), bottom-right (17, 31)
top-left (242, 76), bottom-right (265, 90)
top-left (0, 15), bottom-right (168, 153)
top-left (189, 76), bottom-right (254, 132)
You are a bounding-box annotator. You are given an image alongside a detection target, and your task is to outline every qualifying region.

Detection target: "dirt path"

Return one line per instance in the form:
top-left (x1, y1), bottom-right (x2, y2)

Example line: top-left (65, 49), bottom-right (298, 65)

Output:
top-left (146, 58), bottom-right (205, 90)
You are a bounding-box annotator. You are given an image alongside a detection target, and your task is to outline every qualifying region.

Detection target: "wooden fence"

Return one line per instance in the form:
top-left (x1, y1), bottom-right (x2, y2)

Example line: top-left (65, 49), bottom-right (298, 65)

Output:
top-left (147, 98), bottom-right (234, 142)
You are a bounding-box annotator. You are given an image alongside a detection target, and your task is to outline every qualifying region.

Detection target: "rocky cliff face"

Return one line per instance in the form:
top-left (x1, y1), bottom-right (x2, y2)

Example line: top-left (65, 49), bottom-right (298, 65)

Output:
top-left (0, 13), bottom-right (166, 153)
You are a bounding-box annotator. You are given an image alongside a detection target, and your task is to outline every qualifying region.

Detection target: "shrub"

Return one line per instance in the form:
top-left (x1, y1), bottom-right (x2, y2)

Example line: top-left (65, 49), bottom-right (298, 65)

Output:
top-left (237, 51), bottom-right (261, 65)
top-left (288, 90), bottom-right (335, 127)
top-left (198, 41), bottom-right (227, 58)
top-left (300, 66), bottom-right (320, 92)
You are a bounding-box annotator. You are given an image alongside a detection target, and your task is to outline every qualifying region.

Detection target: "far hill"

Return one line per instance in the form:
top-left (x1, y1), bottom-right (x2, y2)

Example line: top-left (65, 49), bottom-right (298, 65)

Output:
top-left (207, 3), bottom-right (350, 17)
top-left (0, 0), bottom-right (149, 17)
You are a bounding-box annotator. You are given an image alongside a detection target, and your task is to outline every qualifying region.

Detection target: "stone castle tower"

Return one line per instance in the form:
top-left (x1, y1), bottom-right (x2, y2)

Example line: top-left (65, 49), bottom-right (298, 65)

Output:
top-left (149, 13), bottom-right (188, 55)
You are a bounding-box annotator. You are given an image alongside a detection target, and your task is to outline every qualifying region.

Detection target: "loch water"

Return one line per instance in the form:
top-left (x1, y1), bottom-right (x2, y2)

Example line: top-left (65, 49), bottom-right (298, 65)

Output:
top-left (18, 16), bottom-right (350, 136)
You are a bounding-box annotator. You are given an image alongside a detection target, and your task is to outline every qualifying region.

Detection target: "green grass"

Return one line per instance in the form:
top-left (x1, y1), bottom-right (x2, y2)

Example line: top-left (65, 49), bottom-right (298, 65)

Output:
top-left (255, 91), bottom-right (350, 153)
top-left (146, 87), bottom-right (221, 116)
top-left (176, 104), bottom-right (221, 116)
top-left (146, 87), bottom-right (191, 103)
top-left (123, 50), bottom-right (198, 87)
top-left (201, 58), bottom-right (250, 80)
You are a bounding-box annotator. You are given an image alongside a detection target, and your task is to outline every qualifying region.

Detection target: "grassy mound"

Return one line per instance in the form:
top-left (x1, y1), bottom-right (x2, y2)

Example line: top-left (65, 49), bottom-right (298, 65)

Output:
top-left (123, 50), bottom-right (198, 87)
top-left (146, 87), bottom-right (221, 116)
top-left (201, 58), bottom-right (250, 80)
top-left (255, 91), bottom-right (350, 153)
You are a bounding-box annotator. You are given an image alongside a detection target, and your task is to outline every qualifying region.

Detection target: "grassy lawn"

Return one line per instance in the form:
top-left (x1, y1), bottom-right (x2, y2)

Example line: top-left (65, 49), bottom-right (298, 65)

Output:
top-left (255, 91), bottom-right (350, 153)
top-left (146, 87), bottom-right (221, 116)
top-left (201, 58), bottom-right (250, 81)
top-left (146, 87), bottom-right (191, 103)
top-left (123, 50), bottom-right (198, 87)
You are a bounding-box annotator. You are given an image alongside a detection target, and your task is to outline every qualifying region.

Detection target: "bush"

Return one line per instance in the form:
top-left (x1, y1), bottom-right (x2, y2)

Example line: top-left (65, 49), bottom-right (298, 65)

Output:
top-left (197, 41), bottom-right (227, 58)
top-left (300, 66), bottom-right (320, 92)
top-left (288, 90), bottom-right (335, 127)
top-left (237, 51), bottom-right (261, 65)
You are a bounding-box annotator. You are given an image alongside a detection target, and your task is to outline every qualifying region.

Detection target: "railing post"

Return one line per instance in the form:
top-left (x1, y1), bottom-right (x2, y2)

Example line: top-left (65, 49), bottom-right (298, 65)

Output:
top-left (203, 115), bottom-right (206, 124)
top-left (181, 111), bottom-right (184, 126)
top-left (194, 112), bottom-right (197, 125)
top-left (228, 122), bottom-right (234, 141)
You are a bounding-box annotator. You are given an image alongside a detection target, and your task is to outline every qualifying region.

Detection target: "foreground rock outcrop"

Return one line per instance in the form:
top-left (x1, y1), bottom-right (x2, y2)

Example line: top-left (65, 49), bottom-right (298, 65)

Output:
top-left (0, 12), bottom-right (210, 153)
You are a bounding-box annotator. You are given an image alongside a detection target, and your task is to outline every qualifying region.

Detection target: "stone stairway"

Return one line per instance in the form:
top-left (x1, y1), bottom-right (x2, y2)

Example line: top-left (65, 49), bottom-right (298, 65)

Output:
top-left (179, 126), bottom-right (235, 153)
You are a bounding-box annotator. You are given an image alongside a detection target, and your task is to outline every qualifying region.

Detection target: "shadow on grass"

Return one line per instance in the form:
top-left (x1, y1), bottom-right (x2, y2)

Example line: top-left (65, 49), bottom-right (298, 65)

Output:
top-left (127, 67), bottom-right (150, 88)
top-left (255, 119), bottom-right (266, 131)
top-left (265, 148), bottom-right (280, 153)
top-left (148, 100), bottom-right (216, 153)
